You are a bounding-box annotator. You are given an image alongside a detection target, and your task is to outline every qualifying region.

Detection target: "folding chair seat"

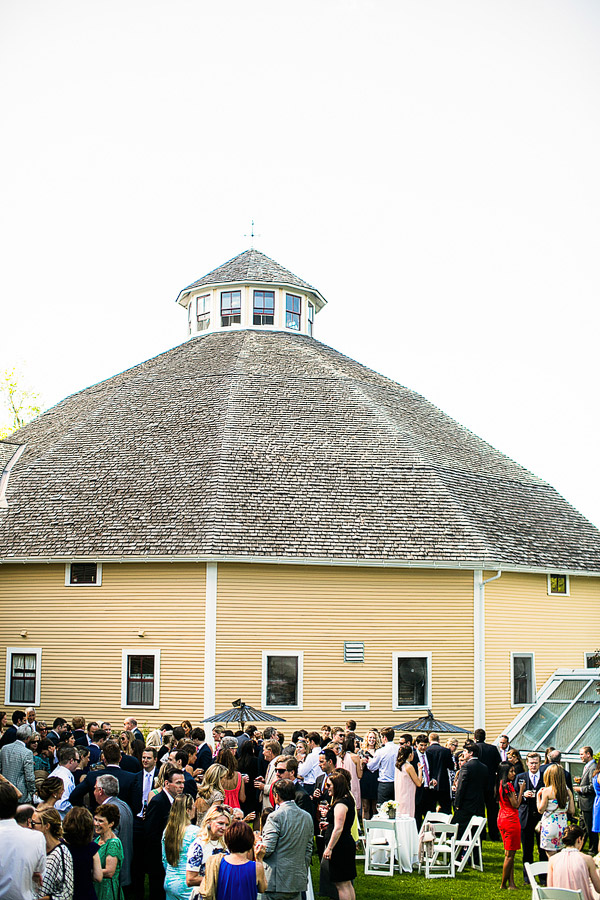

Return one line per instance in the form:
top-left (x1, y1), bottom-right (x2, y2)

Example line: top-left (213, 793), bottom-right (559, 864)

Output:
top-left (355, 820), bottom-right (366, 861)
top-left (525, 861), bottom-right (549, 900)
top-left (364, 819), bottom-right (397, 876)
top-left (454, 815), bottom-right (486, 873)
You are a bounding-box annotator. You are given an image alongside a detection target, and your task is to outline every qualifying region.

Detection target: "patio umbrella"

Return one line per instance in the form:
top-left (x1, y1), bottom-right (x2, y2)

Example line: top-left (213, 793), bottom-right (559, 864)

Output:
top-left (202, 699), bottom-right (286, 727)
top-left (392, 709), bottom-right (470, 734)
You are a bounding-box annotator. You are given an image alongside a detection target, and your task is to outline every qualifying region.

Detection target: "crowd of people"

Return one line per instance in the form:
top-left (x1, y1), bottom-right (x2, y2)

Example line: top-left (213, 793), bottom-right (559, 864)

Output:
top-left (1, 708), bottom-right (600, 900)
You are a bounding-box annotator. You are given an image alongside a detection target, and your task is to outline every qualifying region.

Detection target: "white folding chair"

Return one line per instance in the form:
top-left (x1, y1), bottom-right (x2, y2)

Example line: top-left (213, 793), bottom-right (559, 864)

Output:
top-left (364, 819), bottom-right (397, 876)
top-left (417, 811), bottom-right (452, 842)
top-left (453, 815), bottom-right (486, 873)
top-left (538, 889), bottom-right (583, 900)
top-left (525, 861), bottom-right (549, 900)
top-left (418, 821), bottom-right (457, 878)
top-left (355, 820), bottom-right (366, 861)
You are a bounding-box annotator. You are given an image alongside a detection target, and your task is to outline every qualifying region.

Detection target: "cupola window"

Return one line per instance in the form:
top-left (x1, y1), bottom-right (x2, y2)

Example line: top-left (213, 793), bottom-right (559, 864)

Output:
top-left (308, 302), bottom-right (314, 336)
top-left (286, 294), bottom-right (301, 330)
top-left (196, 294), bottom-right (210, 331)
top-left (221, 291), bottom-right (241, 327)
top-left (253, 290), bottom-right (275, 325)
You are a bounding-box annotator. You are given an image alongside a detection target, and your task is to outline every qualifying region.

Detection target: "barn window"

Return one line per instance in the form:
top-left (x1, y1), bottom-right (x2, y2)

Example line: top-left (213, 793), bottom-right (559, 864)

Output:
top-left (262, 651), bottom-right (303, 709)
top-left (548, 574), bottom-right (569, 596)
top-left (221, 291), bottom-right (241, 327)
top-left (65, 563), bottom-right (102, 586)
top-left (253, 290), bottom-right (275, 325)
top-left (512, 652), bottom-right (535, 706)
top-left (121, 649), bottom-right (161, 709)
top-left (393, 652), bottom-right (431, 708)
top-left (5, 648), bottom-right (42, 706)
top-left (285, 294), bottom-right (301, 330)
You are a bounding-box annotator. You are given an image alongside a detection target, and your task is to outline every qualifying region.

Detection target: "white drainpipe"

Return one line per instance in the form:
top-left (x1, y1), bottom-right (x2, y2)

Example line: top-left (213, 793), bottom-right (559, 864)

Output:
top-left (474, 569), bottom-right (502, 730)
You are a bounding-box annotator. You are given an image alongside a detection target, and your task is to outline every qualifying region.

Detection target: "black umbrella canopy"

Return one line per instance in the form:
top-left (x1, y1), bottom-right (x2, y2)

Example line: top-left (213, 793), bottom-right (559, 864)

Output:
top-left (392, 710), bottom-right (470, 734)
top-left (202, 700), bottom-right (286, 726)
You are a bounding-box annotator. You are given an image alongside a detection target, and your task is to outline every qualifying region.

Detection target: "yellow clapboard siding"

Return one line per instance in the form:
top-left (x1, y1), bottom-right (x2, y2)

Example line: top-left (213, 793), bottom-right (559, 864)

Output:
top-left (484, 571), bottom-right (600, 740)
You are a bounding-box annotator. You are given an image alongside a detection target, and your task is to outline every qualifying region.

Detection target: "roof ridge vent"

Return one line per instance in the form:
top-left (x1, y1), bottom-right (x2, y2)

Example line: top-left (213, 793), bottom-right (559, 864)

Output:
top-left (0, 441), bottom-right (27, 509)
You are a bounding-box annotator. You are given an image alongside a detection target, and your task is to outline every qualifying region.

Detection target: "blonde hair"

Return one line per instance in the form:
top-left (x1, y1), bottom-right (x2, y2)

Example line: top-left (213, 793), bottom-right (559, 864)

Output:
top-left (197, 764), bottom-right (226, 801)
top-left (365, 730), bottom-right (381, 750)
top-left (163, 795), bottom-right (194, 866)
top-left (543, 764), bottom-right (568, 809)
top-left (146, 729), bottom-right (163, 749)
top-left (119, 731), bottom-right (135, 753)
top-left (199, 802), bottom-right (232, 844)
top-left (38, 807), bottom-right (63, 839)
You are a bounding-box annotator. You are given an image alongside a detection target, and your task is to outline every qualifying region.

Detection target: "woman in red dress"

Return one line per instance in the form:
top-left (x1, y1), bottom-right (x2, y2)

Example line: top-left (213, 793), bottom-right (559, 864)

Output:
top-left (497, 762), bottom-right (526, 889)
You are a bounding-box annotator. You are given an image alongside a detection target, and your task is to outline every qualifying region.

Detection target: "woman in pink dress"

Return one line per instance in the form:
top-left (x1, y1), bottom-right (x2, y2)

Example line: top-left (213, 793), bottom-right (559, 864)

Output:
top-left (394, 745), bottom-right (423, 817)
top-left (549, 824), bottom-right (600, 900)
top-left (340, 735), bottom-right (363, 810)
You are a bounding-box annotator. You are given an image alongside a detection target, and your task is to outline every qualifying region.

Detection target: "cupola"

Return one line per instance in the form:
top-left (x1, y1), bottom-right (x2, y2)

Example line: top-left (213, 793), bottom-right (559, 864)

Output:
top-left (176, 249), bottom-right (327, 339)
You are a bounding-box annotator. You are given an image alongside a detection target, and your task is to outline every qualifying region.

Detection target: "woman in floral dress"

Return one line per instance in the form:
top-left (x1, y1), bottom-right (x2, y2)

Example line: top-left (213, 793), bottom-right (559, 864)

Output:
top-left (537, 764), bottom-right (575, 855)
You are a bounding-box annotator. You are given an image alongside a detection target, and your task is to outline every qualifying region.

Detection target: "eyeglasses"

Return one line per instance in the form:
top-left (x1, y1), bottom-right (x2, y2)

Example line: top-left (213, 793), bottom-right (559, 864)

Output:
top-left (32, 819), bottom-right (42, 827)
top-left (275, 768), bottom-right (287, 774)
top-left (213, 805), bottom-right (232, 813)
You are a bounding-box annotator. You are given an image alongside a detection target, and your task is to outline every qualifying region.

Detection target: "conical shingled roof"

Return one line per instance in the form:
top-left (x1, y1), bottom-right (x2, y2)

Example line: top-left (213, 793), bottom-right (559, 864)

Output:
top-left (2, 329), bottom-right (600, 571)
top-left (182, 249), bottom-right (320, 294)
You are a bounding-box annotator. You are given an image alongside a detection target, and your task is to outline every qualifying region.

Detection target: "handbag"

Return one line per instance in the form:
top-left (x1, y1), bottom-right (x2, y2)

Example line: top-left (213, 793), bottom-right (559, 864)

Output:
top-left (196, 852), bottom-right (224, 900)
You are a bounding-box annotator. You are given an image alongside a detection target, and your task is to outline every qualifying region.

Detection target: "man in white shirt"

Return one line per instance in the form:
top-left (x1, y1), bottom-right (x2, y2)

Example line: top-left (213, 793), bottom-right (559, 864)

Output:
top-left (0, 781), bottom-right (46, 900)
top-left (51, 746), bottom-right (80, 817)
top-left (498, 734), bottom-right (511, 762)
top-left (366, 727), bottom-right (398, 803)
top-left (297, 732), bottom-right (322, 794)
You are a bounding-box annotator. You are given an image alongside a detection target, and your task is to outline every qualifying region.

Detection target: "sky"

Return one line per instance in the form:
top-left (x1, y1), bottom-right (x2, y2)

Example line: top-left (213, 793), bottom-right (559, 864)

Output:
top-left (1, 0), bottom-right (599, 527)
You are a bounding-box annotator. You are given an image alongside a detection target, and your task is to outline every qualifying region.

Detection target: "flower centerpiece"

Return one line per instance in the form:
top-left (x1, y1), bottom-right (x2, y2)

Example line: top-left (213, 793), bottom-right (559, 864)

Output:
top-left (381, 800), bottom-right (399, 819)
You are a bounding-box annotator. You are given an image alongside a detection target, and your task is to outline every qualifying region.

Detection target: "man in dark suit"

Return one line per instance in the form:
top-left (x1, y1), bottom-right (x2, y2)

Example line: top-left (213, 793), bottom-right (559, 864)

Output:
top-left (0, 709), bottom-right (26, 748)
top-left (475, 727), bottom-right (502, 840)
top-left (515, 751), bottom-right (546, 881)
top-left (281, 756), bottom-right (313, 815)
top-left (145, 766), bottom-right (185, 900)
top-left (452, 740), bottom-right (487, 838)
top-left (123, 716), bottom-right (145, 744)
top-left (426, 732), bottom-right (454, 814)
top-left (312, 749), bottom-right (337, 858)
top-left (498, 734), bottom-right (511, 763)
top-left (71, 716), bottom-right (87, 746)
top-left (131, 748), bottom-right (158, 900)
top-left (575, 746), bottom-right (597, 853)
top-left (192, 728), bottom-right (213, 775)
top-left (87, 729), bottom-right (107, 766)
top-left (46, 717), bottom-right (69, 746)
top-left (540, 750), bottom-right (573, 791)
top-left (70, 740), bottom-right (139, 812)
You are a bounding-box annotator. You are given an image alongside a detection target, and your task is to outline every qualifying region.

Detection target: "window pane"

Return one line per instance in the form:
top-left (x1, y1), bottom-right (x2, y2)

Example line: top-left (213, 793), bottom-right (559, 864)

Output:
top-left (397, 657), bottom-right (427, 706)
top-left (513, 656), bottom-right (533, 704)
top-left (575, 713), bottom-right (600, 750)
top-left (547, 680), bottom-right (589, 701)
top-left (10, 653), bottom-right (37, 704)
top-left (70, 563), bottom-right (97, 584)
top-left (266, 656), bottom-right (298, 706)
top-left (543, 703), bottom-right (599, 752)
top-left (127, 655), bottom-right (155, 706)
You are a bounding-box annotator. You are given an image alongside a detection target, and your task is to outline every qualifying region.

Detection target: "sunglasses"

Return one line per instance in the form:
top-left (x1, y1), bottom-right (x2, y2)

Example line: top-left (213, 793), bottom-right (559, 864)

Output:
top-left (275, 768), bottom-right (287, 774)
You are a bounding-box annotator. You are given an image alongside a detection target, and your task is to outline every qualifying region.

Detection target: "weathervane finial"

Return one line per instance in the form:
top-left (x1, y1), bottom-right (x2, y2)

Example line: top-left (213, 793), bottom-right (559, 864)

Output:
top-left (244, 219), bottom-right (261, 248)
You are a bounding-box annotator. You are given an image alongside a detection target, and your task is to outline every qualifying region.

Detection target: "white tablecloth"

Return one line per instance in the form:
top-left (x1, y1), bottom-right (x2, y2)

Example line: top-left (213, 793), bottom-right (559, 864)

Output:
top-left (370, 814), bottom-right (419, 872)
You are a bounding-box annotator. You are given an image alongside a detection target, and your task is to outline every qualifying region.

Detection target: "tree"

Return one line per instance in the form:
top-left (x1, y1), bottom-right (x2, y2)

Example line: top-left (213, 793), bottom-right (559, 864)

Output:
top-left (0, 366), bottom-right (42, 439)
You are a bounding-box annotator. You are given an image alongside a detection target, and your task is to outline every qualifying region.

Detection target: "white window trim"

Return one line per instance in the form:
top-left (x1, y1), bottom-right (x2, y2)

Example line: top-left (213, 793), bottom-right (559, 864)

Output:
top-left (511, 651), bottom-right (536, 707)
top-left (392, 651), bottom-right (432, 710)
top-left (341, 700), bottom-right (370, 711)
top-left (65, 563), bottom-right (102, 586)
top-left (547, 574), bottom-right (570, 596)
top-left (121, 649), bottom-right (161, 710)
top-left (262, 650), bottom-right (304, 710)
top-left (5, 647), bottom-right (42, 707)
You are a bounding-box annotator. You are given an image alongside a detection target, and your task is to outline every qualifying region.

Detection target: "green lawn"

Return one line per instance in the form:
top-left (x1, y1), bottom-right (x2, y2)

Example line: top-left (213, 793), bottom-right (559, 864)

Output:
top-left (310, 841), bottom-right (532, 899)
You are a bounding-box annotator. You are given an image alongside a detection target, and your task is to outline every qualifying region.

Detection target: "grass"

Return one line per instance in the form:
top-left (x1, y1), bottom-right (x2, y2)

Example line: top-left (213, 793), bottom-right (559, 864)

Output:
top-left (309, 841), bottom-right (533, 898)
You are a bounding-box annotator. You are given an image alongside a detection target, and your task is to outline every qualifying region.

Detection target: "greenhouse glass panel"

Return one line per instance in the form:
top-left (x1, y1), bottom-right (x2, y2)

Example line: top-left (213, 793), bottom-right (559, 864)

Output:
top-left (547, 680), bottom-right (590, 701)
top-left (512, 702), bottom-right (568, 749)
top-left (573, 713), bottom-right (600, 751)
top-left (541, 703), bottom-right (597, 752)
top-left (579, 683), bottom-right (600, 701)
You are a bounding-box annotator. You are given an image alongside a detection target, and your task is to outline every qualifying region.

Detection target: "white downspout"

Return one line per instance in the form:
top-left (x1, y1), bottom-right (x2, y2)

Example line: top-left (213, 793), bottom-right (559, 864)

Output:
top-left (474, 569), bottom-right (502, 730)
top-left (204, 562), bottom-right (218, 720)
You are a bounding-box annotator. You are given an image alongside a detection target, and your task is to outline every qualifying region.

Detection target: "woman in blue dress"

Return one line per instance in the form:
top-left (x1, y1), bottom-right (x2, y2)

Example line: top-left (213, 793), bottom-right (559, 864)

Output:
top-left (592, 762), bottom-right (600, 836)
top-left (210, 821), bottom-right (266, 900)
top-left (162, 795), bottom-right (201, 900)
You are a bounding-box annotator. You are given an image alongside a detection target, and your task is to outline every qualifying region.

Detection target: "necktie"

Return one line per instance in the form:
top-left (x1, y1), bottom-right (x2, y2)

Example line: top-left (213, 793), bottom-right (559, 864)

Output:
top-left (422, 754), bottom-right (430, 787)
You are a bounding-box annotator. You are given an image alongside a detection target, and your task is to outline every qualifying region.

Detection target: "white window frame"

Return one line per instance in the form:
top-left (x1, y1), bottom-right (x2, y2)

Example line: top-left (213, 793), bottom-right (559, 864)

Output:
top-left (121, 649), bottom-right (161, 710)
top-left (511, 651), bottom-right (536, 707)
top-left (341, 700), bottom-right (370, 711)
top-left (5, 647), bottom-right (42, 707)
top-left (547, 573), bottom-right (570, 596)
top-left (262, 651), bottom-right (303, 710)
top-left (392, 651), bottom-right (432, 710)
top-left (65, 563), bottom-right (102, 586)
